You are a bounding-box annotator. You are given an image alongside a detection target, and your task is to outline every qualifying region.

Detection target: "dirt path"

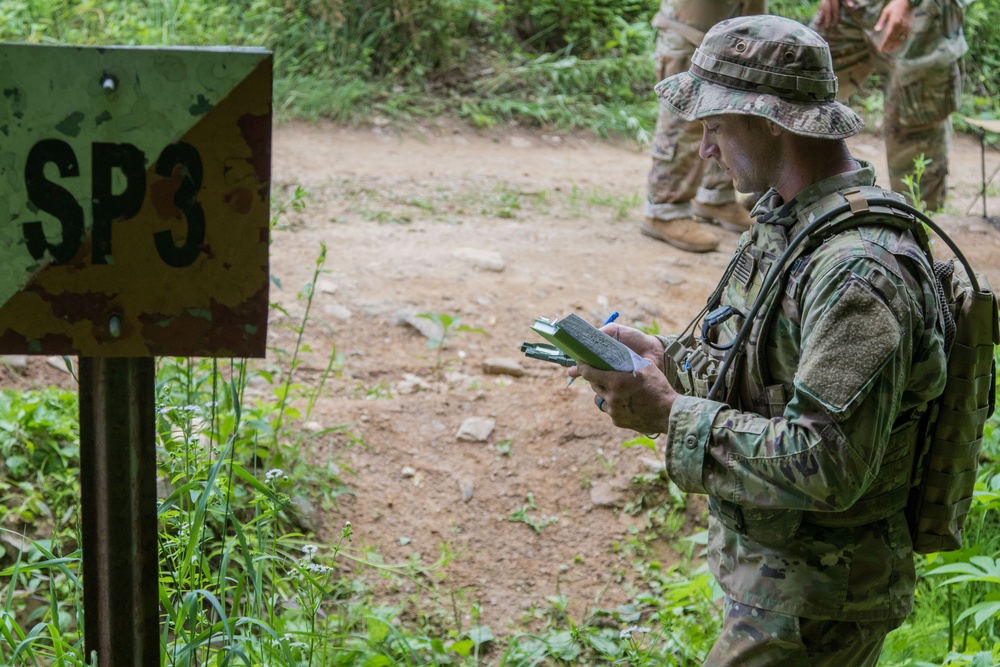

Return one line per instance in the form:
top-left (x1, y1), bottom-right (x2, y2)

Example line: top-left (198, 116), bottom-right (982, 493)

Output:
top-left (265, 120), bottom-right (1000, 636)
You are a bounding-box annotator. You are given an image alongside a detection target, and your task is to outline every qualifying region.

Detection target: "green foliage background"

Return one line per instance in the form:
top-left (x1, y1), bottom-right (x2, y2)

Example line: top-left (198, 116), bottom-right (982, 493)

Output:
top-left (1, 0), bottom-right (996, 137)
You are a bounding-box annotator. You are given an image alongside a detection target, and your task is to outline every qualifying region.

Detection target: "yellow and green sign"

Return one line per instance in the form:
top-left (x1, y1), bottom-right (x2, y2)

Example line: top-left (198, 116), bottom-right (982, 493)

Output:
top-left (0, 44), bottom-right (271, 357)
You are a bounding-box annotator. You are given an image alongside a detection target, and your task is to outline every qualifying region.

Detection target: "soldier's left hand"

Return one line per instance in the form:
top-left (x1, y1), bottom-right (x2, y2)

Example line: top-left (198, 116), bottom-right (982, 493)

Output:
top-left (576, 362), bottom-right (677, 435)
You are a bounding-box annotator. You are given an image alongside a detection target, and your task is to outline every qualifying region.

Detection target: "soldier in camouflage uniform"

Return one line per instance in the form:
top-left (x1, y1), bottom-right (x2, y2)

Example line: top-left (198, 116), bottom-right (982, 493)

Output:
top-left (642, 0), bottom-right (767, 253)
top-left (811, 0), bottom-right (967, 211)
top-left (572, 15), bottom-right (947, 666)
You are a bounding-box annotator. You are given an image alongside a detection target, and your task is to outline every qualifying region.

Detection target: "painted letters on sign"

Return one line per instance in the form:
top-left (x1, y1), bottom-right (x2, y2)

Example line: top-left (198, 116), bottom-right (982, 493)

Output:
top-left (0, 44), bottom-right (272, 357)
top-left (24, 140), bottom-right (207, 268)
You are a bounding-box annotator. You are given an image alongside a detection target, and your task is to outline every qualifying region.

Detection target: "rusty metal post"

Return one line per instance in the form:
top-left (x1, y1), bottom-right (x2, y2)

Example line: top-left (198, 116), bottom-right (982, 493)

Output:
top-left (79, 357), bottom-right (159, 666)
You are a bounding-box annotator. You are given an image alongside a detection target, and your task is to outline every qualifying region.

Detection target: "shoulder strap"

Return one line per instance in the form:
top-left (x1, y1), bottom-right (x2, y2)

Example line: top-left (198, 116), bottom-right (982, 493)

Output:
top-left (707, 186), bottom-right (979, 401)
top-left (798, 186), bottom-right (926, 254)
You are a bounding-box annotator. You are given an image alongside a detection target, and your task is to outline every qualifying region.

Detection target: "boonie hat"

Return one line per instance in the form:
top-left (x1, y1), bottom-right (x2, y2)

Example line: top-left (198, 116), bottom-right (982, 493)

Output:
top-left (654, 15), bottom-right (863, 139)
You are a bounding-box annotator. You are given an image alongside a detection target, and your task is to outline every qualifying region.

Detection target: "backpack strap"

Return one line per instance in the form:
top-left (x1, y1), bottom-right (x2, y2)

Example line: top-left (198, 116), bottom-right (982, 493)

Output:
top-left (707, 185), bottom-right (960, 401)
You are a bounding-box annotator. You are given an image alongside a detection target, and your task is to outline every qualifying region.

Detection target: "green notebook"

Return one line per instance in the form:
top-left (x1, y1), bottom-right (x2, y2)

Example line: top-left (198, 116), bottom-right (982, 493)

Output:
top-left (530, 313), bottom-right (638, 372)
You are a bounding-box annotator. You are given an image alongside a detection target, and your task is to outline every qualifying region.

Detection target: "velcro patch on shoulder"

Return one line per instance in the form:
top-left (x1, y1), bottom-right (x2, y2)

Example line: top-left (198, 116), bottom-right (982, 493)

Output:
top-left (795, 277), bottom-right (901, 415)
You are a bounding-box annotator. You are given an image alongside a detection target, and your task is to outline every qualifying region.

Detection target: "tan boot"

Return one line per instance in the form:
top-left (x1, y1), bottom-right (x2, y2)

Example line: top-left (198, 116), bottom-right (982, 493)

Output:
top-left (640, 217), bottom-right (720, 253)
top-left (692, 200), bottom-right (754, 233)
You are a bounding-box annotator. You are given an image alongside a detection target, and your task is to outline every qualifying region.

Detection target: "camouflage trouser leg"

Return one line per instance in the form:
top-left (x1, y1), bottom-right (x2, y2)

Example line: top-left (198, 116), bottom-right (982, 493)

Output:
top-left (648, 105), bottom-right (723, 220)
top-left (646, 0), bottom-right (751, 221)
top-left (810, 2), bottom-right (961, 211)
top-left (884, 61), bottom-right (960, 211)
top-left (702, 597), bottom-right (903, 667)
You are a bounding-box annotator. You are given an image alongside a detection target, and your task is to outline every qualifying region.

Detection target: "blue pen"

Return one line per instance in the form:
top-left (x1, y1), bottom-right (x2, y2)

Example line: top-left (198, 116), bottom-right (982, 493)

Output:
top-left (567, 311), bottom-right (619, 387)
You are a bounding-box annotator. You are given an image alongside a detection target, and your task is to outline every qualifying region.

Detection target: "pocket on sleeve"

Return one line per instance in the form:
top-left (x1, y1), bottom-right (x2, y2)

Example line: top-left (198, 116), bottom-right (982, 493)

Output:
top-left (794, 275), bottom-right (902, 419)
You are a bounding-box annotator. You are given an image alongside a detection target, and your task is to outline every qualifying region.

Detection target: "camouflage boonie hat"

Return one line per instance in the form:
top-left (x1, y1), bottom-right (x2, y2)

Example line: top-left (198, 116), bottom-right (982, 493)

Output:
top-left (654, 15), bottom-right (863, 139)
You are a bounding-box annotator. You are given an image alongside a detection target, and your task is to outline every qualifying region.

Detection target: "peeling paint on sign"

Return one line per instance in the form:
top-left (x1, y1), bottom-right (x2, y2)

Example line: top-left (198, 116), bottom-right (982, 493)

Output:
top-left (0, 44), bottom-right (272, 357)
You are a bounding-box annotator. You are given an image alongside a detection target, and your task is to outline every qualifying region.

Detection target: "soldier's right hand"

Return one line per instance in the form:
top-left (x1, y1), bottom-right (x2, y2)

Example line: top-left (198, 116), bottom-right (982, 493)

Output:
top-left (600, 324), bottom-right (666, 371)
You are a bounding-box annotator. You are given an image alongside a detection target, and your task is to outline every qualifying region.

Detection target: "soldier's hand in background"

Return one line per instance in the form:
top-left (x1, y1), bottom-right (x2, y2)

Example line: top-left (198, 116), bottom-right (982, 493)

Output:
top-left (875, 0), bottom-right (913, 53)
top-left (815, 0), bottom-right (841, 28)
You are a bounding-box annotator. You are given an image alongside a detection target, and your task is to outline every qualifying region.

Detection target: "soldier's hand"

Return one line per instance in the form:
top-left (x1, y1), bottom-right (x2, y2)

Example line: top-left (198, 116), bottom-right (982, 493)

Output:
top-left (875, 0), bottom-right (913, 54)
top-left (576, 362), bottom-right (678, 435)
top-left (816, 0), bottom-right (841, 28)
top-left (566, 324), bottom-right (664, 383)
top-left (603, 324), bottom-right (666, 371)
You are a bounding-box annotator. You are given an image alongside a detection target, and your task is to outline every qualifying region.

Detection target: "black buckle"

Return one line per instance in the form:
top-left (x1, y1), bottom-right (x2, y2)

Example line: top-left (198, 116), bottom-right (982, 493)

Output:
top-left (701, 305), bottom-right (742, 351)
top-left (709, 496), bottom-right (746, 533)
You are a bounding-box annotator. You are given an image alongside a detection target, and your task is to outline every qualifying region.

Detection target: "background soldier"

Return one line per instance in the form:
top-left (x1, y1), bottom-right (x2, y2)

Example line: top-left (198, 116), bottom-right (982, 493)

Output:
top-left (574, 15), bottom-right (947, 665)
top-left (812, 0), bottom-right (968, 211)
top-left (642, 0), bottom-right (767, 253)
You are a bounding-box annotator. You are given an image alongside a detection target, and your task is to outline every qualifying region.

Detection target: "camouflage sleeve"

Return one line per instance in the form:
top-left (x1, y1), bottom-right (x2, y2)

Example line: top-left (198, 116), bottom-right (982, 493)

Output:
top-left (664, 394), bottom-right (725, 494)
top-left (666, 238), bottom-right (942, 512)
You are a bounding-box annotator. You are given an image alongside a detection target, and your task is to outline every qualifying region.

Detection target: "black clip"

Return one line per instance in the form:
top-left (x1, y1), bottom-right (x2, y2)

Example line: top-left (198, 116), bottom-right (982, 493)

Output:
top-left (520, 342), bottom-right (577, 367)
top-left (701, 305), bottom-right (742, 351)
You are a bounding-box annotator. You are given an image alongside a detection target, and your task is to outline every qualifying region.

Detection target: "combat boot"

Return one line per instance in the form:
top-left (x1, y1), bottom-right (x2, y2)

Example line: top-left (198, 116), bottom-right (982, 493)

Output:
top-left (640, 217), bottom-right (720, 253)
top-left (692, 200), bottom-right (754, 233)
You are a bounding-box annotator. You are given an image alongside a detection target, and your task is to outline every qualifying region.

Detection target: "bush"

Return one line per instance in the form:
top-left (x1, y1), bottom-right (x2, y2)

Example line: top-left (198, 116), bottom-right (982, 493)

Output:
top-left (3, 0), bottom-right (997, 134)
top-left (963, 0), bottom-right (1000, 112)
top-left (495, 0), bottom-right (652, 58)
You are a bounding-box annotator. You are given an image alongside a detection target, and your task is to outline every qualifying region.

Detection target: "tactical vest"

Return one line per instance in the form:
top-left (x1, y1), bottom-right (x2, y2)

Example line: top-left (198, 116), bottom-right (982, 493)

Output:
top-left (663, 186), bottom-right (997, 545)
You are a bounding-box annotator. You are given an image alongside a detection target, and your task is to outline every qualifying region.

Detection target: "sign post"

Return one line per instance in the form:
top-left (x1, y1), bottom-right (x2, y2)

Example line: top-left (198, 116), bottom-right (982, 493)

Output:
top-left (79, 357), bottom-right (158, 665)
top-left (0, 43), bottom-right (272, 665)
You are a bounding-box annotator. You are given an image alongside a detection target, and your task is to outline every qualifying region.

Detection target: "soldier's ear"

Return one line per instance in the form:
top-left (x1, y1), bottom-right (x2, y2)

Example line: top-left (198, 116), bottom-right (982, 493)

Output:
top-left (765, 120), bottom-right (783, 136)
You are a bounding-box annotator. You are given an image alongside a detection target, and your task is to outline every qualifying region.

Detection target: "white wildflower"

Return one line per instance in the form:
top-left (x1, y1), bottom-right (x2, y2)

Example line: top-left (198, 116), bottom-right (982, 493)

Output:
top-left (307, 562), bottom-right (331, 574)
top-left (265, 468), bottom-right (284, 482)
top-left (619, 626), bottom-right (650, 640)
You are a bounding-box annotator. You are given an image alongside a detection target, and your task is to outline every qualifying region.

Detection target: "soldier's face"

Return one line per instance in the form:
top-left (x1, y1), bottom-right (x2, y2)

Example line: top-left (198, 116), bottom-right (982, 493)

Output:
top-left (698, 115), bottom-right (779, 194)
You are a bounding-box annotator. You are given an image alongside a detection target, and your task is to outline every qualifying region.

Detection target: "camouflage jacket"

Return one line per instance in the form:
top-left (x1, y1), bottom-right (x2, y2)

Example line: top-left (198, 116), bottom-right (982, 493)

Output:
top-left (831, 0), bottom-right (967, 87)
top-left (901, 0), bottom-right (967, 85)
top-left (664, 161), bottom-right (947, 621)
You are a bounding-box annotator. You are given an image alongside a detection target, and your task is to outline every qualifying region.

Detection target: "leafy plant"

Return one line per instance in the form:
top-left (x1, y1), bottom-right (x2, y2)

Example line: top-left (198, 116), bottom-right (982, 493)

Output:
top-left (0, 352), bottom-right (461, 666)
top-left (508, 492), bottom-right (558, 534)
top-left (0, 388), bottom-right (80, 549)
top-left (902, 153), bottom-right (934, 214)
top-left (495, 0), bottom-right (651, 58)
top-left (927, 556), bottom-right (1000, 629)
top-left (417, 312), bottom-right (487, 381)
top-left (495, 439), bottom-right (514, 457)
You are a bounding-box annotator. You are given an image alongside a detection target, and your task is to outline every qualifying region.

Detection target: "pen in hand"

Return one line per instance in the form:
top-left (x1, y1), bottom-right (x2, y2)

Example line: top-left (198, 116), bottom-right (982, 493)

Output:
top-left (567, 311), bottom-right (620, 387)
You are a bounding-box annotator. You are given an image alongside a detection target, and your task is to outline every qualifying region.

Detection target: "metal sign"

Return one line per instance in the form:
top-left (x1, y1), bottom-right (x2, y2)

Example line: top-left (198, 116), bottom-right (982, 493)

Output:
top-left (0, 43), bottom-right (271, 357)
